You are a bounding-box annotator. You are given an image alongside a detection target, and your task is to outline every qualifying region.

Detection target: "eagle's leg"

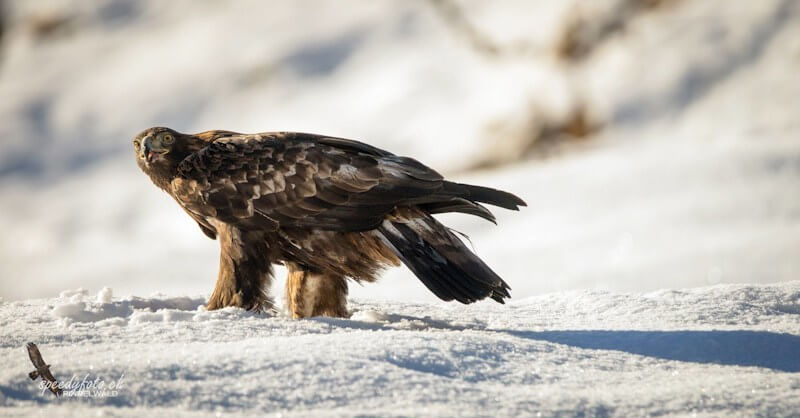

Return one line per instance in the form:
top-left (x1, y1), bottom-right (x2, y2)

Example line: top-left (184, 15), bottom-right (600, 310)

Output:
top-left (285, 262), bottom-right (349, 318)
top-left (207, 224), bottom-right (273, 312)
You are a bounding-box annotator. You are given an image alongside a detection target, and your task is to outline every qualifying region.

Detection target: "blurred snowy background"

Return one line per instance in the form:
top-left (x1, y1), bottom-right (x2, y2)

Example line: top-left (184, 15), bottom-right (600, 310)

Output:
top-left (0, 0), bottom-right (798, 304)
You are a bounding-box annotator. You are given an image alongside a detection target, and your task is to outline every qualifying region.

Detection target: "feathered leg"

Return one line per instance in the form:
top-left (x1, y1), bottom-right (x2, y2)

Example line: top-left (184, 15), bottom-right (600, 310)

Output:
top-left (207, 224), bottom-right (273, 312)
top-left (285, 262), bottom-right (349, 318)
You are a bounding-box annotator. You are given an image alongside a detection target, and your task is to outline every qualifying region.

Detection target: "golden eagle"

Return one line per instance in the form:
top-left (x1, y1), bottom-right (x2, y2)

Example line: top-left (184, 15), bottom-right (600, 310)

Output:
top-left (133, 128), bottom-right (525, 318)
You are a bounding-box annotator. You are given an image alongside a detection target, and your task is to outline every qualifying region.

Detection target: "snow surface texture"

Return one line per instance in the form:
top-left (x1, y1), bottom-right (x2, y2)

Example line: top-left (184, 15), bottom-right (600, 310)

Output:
top-left (1, 283), bottom-right (799, 416)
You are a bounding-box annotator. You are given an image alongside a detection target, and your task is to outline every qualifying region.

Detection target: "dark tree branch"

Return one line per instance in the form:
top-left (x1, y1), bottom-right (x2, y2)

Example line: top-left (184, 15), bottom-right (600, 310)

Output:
top-left (427, 0), bottom-right (546, 59)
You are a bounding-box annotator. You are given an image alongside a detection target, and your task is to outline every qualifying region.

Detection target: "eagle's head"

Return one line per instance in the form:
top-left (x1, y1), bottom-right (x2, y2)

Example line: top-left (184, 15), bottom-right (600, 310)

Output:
top-left (134, 127), bottom-right (181, 168)
top-left (133, 127), bottom-right (203, 186)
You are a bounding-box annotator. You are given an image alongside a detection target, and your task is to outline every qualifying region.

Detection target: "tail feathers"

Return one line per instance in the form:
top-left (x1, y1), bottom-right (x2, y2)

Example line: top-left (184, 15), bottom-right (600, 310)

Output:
top-left (443, 181), bottom-right (527, 211)
top-left (378, 218), bottom-right (511, 304)
top-left (418, 198), bottom-right (496, 224)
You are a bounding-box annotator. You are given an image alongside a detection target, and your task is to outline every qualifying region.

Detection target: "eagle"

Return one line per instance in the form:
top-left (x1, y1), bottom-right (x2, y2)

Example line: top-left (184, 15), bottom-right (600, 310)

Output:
top-left (26, 342), bottom-right (63, 396)
top-left (133, 128), bottom-right (525, 318)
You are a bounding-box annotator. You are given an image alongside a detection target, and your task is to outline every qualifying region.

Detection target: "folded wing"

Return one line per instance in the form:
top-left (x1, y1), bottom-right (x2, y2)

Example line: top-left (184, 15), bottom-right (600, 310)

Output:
top-left (172, 132), bottom-right (525, 233)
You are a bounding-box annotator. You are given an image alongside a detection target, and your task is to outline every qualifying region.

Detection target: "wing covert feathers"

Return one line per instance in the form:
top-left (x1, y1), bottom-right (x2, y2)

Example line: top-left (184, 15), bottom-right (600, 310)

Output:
top-left (173, 132), bottom-right (525, 233)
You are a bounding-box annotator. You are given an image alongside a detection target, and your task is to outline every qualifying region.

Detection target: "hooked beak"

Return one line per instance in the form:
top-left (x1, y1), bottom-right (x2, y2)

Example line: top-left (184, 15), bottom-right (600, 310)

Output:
top-left (141, 135), bottom-right (168, 164)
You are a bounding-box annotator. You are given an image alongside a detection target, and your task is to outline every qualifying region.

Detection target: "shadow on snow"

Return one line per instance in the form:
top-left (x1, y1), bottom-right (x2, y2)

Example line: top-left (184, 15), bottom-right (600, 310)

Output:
top-left (505, 329), bottom-right (800, 373)
top-left (316, 314), bottom-right (800, 372)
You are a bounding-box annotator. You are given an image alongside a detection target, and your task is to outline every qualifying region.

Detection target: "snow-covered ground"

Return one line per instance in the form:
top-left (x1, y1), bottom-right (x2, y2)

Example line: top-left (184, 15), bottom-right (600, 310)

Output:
top-left (1, 282), bottom-right (799, 416)
top-left (1, 0), bottom-right (799, 415)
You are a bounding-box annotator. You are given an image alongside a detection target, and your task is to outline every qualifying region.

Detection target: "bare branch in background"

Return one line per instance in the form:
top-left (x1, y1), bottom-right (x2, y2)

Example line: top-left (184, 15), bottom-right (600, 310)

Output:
top-left (427, 0), bottom-right (546, 59)
top-left (27, 10), bottom-right (75, 41)
top-left (558, 0), bottom-right (679, 62)
top-left (428, 0), bottom-right (683, 170)
top-left (469, 105), bottom-right (601, 172)
top-left (0, 0), bottom-right (5, 47)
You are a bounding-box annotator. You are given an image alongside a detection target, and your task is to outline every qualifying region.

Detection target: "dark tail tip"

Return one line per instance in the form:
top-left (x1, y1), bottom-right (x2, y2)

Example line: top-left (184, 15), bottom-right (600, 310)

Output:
top-left (419, 198), bottom-right (497, 224)
top-left (447, 182), bottom-right (526, 210)
top-left (379, 220), bottom-right (512, 305)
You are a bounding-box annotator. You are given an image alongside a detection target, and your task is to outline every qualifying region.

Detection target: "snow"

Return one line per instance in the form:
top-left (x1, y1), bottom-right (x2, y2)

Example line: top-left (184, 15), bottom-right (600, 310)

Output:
top-left (1, 282), bottom-right (799, 416)
top-left (96, 287), bottom-right (113, 304)
top-left (1, 0), bottom-right (799, 415)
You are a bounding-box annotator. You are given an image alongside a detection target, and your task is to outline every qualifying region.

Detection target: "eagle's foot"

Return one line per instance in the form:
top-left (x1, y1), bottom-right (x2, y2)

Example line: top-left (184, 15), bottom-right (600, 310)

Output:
top-left (286, 263), bottom-right (349, 319)
top-left (206, 267), bottom-right (273, 313)
top-left (206, 288), bottom-right (274, 313)
top-left (206, 288), bottom-right (241, 311)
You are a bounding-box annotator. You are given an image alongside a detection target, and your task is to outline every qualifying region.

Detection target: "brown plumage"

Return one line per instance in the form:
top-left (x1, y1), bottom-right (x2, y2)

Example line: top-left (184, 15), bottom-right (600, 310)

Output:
top-left (26, 342), bottom-right (62, 396)
top-left (133, 127), bottom-right (526, 317)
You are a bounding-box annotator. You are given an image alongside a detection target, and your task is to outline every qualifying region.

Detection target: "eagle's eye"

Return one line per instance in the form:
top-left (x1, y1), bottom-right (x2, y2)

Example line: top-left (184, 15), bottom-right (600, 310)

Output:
top-left (163, 133), bottom-right (175, 145)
